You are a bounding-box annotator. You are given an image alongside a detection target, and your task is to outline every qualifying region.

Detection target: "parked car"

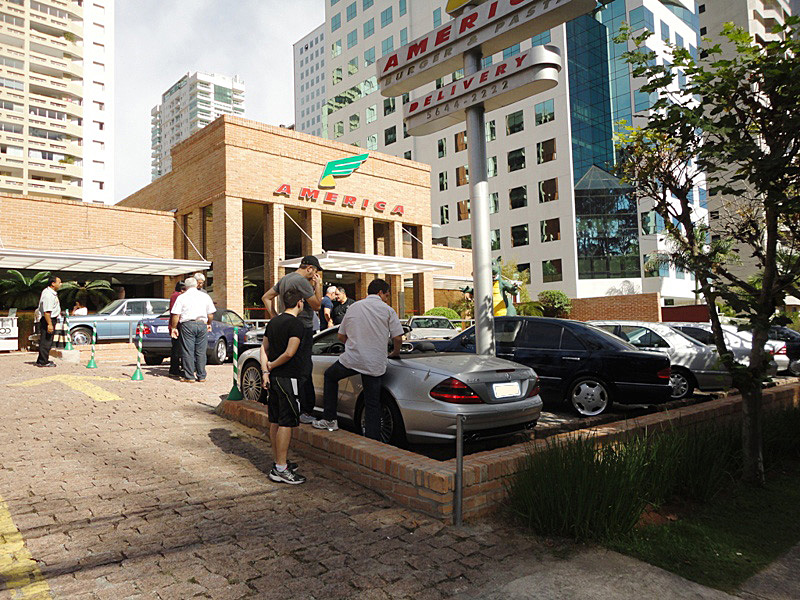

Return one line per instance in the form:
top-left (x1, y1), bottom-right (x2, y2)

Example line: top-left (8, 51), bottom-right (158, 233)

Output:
top-left (69, 298), bottom-right (170, 345)
top-left (404, 315), bottom-right (459, 340)
top-left (140, 309), bottom-right (250, 365)
top-left (429, 316), bottom-right (672, 416)
top-left (236, 326), bottom-right (543, 446)
top-left (589, 320), bottom-right (733, 400)
top-left (667, 322), bottom-right (785, 373)
top-left (769, 326), bottom-right (800, 363)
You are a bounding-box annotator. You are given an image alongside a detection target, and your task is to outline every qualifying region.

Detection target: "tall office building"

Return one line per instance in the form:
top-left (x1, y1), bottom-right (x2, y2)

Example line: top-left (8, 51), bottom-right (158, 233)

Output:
top-left (0, 0), bottom-right (114, 203)
top-left (150, 71), bottom-right (244, 180)
top-left (296, 0), bottom-right (704, 304)
top-left (293, 24), bottom-right (326, 136)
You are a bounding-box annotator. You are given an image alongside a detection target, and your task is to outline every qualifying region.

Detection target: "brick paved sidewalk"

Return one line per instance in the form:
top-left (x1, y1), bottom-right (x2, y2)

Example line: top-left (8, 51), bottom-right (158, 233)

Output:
top-left (0, 353), bottom-right (546, 599)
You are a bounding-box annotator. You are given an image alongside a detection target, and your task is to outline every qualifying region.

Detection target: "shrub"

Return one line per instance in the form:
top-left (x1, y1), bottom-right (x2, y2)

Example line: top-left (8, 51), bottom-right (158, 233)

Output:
top-left (538, 290), bottom-right (572, 318)
top-left (424, 306), bottom-right (460, 321)
top-left (515, 301), bottom-right (543, 316)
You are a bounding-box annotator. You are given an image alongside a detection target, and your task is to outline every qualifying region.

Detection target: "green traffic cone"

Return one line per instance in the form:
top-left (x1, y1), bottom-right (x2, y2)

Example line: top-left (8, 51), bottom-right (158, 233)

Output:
top-left (86, 324), bottom-right (98, 368)
top-left (86, 356), bottom-right (97, 368)
top-left (131, 321), bottom-right (144, 381)
top-left (227, 326), bottom-right (243, 400)
top-left (131, 367), bottom-right (144, 381)
top-left (227, 382), bottom-right (243, 401)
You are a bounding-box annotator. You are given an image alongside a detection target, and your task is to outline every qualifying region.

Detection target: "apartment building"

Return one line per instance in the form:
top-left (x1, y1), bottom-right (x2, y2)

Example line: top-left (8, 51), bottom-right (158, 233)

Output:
top-left (150, 71), bottom-right (244, 180)
top-left (0, 0), bottom-right (114, 203)
top-left (295, 0), bottom-right (704, 304)
top-left (293, 24), bottom-right (326, 136)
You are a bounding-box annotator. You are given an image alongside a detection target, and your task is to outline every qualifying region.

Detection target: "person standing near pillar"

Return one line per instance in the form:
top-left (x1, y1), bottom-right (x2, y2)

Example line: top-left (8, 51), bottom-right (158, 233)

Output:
top-left (313, 278), bottom-right (404, 440)
top-left (319, 286), bottom-right (337, 330)
top-left (262, 256), bottom-right (323, 423)
top-left (35, 275), bottom-right (62, 367)
top-left (168, 281), bottom-right (186, 378)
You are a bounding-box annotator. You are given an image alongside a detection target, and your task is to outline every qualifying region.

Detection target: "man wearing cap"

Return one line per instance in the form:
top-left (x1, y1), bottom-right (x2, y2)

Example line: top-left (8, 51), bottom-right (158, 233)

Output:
top-left (262, 256), bottom-right (323, 423)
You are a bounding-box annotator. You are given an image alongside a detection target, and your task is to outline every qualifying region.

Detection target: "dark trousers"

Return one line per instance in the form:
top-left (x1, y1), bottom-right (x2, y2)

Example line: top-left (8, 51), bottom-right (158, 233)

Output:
top-left (179, 320), bottom-right (207, 380)
top-left (169, 336), bottom-right (182, 375)
top-left (323, 360), bottom-right (383, 440)
top-left (36, 318), bottom-right (55, 365)
top-left (298, 327), bottom-right (316, 415)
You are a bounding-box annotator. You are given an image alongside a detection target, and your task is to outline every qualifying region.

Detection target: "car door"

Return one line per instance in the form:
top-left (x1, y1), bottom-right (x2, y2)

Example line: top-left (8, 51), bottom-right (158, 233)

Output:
top-left (115, 300), bottom-right (147, 338)
top-left (310, 328), bottom-right (358, 420)
top-left (513, 321), bottom-right (574, 400)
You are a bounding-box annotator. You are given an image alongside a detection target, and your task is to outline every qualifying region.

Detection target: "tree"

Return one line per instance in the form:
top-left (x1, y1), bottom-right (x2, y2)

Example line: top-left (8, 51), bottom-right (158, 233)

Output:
top-left (615, 18), bottom-right (800, 485)
top-left (58, 279), bottom-right (115, 311)
top-left (0, 270), bottom-right (50, 309)
top-left (537, 290), bottom-right (571, 318)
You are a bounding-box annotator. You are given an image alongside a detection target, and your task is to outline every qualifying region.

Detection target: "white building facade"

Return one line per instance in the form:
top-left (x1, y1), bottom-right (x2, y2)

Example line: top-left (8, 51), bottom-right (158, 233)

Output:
top-left (150, 71), bottom-right (244, 180)
top-left (293, 24), bottom-right (326, 136)
top-left (0, 0), bottom-right (114, 203)
top-left (297, 0), bottom-right (705, 304)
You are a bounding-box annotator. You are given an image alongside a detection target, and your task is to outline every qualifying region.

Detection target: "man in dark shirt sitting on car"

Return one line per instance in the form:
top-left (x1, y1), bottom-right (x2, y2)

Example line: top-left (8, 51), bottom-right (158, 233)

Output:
top-left (260, 289), bottom-right (308, 485)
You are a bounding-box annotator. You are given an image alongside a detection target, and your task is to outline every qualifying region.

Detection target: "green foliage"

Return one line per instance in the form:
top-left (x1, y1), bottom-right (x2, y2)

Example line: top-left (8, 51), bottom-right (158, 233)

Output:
top-left (515, 301), bottom-right (543, 317)
top-left (58, 280), bottom-right (115, 311)
top-left (424, 306), bottom-right (460, 321)
top-left (0, 270), bottom-right (51, 309)
top-left (537, 290), bottom-right (571, 318)
top-left (508, 408), bottom-right (799, 542)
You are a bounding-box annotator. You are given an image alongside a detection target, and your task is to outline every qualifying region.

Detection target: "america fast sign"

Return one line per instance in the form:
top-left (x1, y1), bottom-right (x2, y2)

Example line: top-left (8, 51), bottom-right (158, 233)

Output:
top-left (273, 184), bottom-right (405, 217)
top-left (377, 0), bottom-right (596, 97)
top-left (404, 46), bottom-right (561, 136)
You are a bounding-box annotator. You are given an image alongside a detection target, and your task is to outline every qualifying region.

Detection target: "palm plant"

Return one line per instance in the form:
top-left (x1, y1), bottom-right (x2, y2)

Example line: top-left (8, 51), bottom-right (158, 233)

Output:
top-left (58, 280), bottom-right (115, 311)
top-left (0, 270), bottom-right (51, 309)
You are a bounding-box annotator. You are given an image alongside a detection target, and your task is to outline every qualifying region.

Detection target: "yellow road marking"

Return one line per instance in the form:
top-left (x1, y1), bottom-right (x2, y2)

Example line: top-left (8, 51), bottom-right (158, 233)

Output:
top-left (9, 375), bottom-right (127, 403)
top-left (0, 496), bottom-right (52, 599)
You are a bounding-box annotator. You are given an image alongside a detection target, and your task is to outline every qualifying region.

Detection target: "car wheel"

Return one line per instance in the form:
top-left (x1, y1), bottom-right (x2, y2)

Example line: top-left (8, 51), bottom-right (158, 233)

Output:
top-left (356, 394), bottom-right (407, 448)
top-left (144, 354), bottom-right (163, 366)
top-left (789, 360), bottom-right (800, 376)
top-left (569, 377), bottom-right (612, 417)
top-left (207, 338), bottom-right (227, 365)
top-left (240, 360), bottom-right (265, 403)
top-left (70, 327), bottom-right (92, 346)
top-left (670, 368), bottom-right (695, 400)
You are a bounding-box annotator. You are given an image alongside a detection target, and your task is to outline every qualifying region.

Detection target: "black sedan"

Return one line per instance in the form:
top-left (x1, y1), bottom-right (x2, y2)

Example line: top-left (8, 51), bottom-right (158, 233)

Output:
top-left (428, 316), bottom-right (672, 416)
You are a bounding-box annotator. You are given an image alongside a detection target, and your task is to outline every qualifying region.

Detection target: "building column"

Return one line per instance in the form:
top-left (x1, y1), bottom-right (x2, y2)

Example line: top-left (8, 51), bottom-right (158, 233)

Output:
top-left (355, 216), bottom-right (376, 301)
top-left (301, 208), bottom-right (323, 256)
top-left (387, 221), bottom-right (404, 315)
top-left (264, 203), bottom-right (285, 289)
top-left (210, 196), bottom-right (244, 314)
top-left (412, 225), bottom-right (434, 315)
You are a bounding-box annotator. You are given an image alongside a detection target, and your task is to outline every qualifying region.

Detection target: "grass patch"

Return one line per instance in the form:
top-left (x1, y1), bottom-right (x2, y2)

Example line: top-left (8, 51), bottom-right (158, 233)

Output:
top-left (609, 462), bottom-right (800, 591)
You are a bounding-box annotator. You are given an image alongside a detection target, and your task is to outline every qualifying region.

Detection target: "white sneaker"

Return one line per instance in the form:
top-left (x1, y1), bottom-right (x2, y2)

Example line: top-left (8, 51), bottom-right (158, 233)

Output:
top-left (299, 413), bottom-right (316, 424)
top-left (312, 419), bottom-right (338, 431)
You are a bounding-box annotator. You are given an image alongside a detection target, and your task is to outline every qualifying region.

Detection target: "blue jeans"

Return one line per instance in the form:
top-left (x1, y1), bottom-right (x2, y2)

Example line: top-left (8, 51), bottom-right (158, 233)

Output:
top-left (179, 320), bottom-right (207, 380)
top-left (322, 360), bottom-right (383, 441)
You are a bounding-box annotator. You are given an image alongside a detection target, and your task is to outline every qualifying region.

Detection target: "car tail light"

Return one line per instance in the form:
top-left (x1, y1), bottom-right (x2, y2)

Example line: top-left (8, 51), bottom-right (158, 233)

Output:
top-left (776, 345), bottom-right (787, 355)
top-left (136, 325), bottom-right (152, 336)
top-left (657, 366), bottom-right (671, 379)
top-left (430, 377), bottom-right (483, 404)
top-left (526, 376), bottom-right (541, 398)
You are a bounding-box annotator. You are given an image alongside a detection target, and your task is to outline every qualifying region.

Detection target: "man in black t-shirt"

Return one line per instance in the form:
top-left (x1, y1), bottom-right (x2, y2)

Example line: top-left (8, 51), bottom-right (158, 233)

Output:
top-left (261, 289), bottom-right (308, 485)
top-left (331, 286), bottom-right (355, 326)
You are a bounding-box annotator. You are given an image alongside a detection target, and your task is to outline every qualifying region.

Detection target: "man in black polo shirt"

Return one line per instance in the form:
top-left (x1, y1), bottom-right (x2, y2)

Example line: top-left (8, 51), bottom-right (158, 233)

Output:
top-left (261, 288), bottom-right (308, 485)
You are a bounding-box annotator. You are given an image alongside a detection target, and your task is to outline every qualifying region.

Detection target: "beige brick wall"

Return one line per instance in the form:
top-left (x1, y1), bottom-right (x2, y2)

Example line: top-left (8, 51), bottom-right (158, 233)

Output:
top-left (0, 194), bottom-right (175, 259)
top-left (570, 293), bottom-right (662, 322)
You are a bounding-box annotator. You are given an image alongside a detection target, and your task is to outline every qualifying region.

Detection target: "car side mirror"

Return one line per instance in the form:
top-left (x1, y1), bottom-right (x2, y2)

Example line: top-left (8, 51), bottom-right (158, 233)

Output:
top-left (460, 336), bottom-right (470, 347)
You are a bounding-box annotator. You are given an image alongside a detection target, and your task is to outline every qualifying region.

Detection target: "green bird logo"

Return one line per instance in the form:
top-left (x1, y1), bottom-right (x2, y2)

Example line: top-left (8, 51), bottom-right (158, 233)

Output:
top-left (319, 153), bottom-right (369, 188)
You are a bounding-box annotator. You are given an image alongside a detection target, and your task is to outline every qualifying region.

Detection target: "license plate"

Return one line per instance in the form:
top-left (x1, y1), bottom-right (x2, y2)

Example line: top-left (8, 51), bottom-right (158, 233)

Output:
top-left (493, 381), bottom-right (520, 398)
top-left (156, 326), bottom-right (169, 333)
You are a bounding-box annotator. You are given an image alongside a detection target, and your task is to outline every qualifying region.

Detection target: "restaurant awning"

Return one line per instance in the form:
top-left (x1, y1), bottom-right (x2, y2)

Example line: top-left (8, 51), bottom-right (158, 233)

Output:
top-left (0, 248), bottom-right (211, 276)
top-left (405, 275), bottom-right (473, 290)
top-left (279, 250), bottom-right (453, 275)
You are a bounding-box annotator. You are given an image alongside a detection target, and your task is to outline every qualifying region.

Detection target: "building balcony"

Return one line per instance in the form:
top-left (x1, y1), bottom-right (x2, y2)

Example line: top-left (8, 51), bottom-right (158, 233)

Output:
top-left (28, 48), bottom-right (83, 79)
top-left (0, 130), bottom-right (26, 147)
top-left (28, 75), bottom-right (83, 100)
top-left (28, 31), bottom-right (82, 59)
top-left (0, 175), bottom-right (25, 191)
top-left (27, 179), bottom-right (83, 200)
top-left (27, 137), bottom-right (84, 159)
top-left (0, 154), bottom-right (25, 171)
top-left (27, 91), bottom-right (83, 119)
top-left (27, 115), bottom-right (83, 138)
top-left (28, 10), bottom-right (83, 40)
top-left (28, 159), bottom-right (83, 179)
top-left (0, 21), bottom-right (28, 42)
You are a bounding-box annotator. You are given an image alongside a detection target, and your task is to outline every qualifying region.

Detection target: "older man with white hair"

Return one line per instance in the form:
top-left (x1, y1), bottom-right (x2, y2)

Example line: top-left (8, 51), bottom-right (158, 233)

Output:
top-left (194, 272), bottom-right (208, 294)
top-left (170, 276), bottom-right (216, 382)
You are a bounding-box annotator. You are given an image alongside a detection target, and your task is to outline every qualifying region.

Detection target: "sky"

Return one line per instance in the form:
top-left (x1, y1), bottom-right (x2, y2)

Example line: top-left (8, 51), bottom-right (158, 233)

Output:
top-left (114, 0), bottom-right (325, 202)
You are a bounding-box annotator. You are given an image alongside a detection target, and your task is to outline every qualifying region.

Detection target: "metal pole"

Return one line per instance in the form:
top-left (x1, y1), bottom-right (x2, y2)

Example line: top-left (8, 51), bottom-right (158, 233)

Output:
top-left (464, 48), bottom-right (495, 356)
top-left (455, 413), bottom-right (465, 526)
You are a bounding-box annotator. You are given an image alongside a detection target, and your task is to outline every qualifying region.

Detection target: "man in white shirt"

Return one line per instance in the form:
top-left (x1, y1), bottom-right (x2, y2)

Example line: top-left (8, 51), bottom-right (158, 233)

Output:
top-left (313, 278), bottom-right (404, 440)
top-left (36, 275), bottom-right (62, 367)
top-left (170, 277), bottom-right (216, 382)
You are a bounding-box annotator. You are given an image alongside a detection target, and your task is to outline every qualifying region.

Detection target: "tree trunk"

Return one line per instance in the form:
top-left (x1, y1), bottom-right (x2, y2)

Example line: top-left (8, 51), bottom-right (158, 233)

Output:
top-left (740, 382), bottom-right (765, 486)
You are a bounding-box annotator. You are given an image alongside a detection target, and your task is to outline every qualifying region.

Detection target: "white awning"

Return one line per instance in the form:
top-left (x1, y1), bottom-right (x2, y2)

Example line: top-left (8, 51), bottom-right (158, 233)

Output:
top-left (279, 250), bottom-right (453, 275)
top-left (405, 275), bottom-right (473, 290)
top-left (0, 248), bottom-right (211, 276)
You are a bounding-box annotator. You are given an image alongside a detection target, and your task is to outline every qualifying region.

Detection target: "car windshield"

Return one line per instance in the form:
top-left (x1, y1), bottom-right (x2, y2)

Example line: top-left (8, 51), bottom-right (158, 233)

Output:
top-left (583, 325), bottom-right (638, 350)
top-left (97, 299), bottom-right (125, 315)
top-left (410, 317), bottom-right (455, 329)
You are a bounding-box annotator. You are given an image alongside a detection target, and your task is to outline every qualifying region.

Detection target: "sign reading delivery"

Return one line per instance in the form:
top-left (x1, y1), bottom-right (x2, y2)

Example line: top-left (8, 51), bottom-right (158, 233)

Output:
top-left (377, 0), bottom-right (596, 97)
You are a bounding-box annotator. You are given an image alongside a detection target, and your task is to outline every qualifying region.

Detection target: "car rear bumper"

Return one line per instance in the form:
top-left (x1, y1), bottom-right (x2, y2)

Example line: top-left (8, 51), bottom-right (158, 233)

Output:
top-left (694, 370), bottom-right (732, 391)
top-left (615, 382), bottom-right (672, 405)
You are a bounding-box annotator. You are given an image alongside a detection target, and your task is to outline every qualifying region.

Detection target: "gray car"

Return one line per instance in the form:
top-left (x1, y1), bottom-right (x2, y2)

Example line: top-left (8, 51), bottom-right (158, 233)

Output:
top-left (589, 320), bottom-right (733, 400)
top-left (69, 298), bottom-right (171, 345)
top-left (236, 326), bottom-right (543, 446)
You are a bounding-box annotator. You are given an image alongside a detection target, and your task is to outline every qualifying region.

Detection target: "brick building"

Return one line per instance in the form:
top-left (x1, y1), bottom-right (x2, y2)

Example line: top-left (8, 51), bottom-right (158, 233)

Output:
top-left (119, 115), bottom-right (468, 316)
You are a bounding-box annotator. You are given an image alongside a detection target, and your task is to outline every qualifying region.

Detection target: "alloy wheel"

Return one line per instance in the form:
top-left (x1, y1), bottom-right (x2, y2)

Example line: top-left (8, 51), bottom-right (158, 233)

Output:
top-left (571, 379), bottom-right (609, 416)
top-left (241, 363), bottom-right (263, 403)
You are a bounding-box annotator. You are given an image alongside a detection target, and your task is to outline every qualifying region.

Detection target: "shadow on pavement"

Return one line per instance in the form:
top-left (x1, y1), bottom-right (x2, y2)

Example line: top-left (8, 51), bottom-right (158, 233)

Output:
top-left (208, 427), bottom-right (272, 476)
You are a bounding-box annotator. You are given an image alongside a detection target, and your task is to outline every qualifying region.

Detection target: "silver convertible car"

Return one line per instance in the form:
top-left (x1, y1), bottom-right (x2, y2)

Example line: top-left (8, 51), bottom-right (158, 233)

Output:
top-left (236, 326), bottom-right (543, 446)
top-left (68, 298), bottom-right (170, 345)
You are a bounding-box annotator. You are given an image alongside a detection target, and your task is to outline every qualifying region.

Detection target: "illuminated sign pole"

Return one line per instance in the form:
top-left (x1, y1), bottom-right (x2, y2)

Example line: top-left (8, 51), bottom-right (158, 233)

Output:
top-left (378, 0), bottom-right (599, 355)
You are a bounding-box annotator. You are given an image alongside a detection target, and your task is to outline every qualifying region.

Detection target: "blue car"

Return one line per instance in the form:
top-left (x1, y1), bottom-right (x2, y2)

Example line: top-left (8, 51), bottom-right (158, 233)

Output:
top-left (140, 309), bottom-right (250, 366)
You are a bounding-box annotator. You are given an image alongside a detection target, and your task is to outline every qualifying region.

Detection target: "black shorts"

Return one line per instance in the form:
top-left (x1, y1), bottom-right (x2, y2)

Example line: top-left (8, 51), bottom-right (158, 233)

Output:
top-left (268, 375), bottom-right (304, 427)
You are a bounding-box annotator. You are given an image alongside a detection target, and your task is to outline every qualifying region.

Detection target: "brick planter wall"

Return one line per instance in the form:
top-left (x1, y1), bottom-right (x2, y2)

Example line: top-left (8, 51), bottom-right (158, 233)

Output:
top-left (216, 381), bottom-right (800, 523)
